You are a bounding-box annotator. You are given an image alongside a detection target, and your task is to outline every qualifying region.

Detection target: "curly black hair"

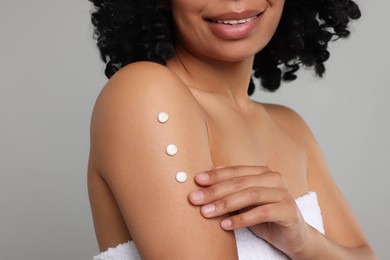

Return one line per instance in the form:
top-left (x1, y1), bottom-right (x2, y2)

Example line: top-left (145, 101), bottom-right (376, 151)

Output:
top-left (89, 0), bottom-right (361, 95)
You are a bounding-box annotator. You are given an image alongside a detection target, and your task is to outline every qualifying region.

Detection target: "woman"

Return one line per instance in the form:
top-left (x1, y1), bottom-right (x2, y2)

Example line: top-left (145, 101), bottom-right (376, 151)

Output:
top-left (88, 0), bottom-right (376, 259)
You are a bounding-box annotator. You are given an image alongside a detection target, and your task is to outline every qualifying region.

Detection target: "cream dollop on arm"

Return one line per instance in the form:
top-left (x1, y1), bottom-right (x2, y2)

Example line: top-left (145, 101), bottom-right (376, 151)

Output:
top-left (90, 62), bottom-right (238, 259)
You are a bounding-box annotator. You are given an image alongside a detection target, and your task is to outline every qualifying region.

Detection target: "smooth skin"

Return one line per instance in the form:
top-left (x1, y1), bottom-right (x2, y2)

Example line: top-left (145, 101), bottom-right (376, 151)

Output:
top-left (88, 0), bottom-right (376, 259)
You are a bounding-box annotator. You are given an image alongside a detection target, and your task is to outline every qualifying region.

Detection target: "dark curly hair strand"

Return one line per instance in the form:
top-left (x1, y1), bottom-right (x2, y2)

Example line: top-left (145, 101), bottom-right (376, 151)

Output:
top-left (89, 0), bottom-right (360, 95)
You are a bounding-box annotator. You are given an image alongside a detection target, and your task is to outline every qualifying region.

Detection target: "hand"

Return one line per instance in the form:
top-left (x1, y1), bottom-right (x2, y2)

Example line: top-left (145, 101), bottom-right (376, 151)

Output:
top-left (188, 166), bottom-right (312, 257)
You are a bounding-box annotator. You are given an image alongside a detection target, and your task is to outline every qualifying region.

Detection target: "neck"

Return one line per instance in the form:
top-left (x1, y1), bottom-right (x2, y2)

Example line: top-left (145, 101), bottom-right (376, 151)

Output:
top-left (167, 46), bottom-right (254, 108)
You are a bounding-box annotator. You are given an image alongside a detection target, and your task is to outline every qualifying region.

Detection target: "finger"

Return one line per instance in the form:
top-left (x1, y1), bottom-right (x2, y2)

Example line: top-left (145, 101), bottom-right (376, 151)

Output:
top-left (220, 198), bottom-right (298, 231)
top-left (195, 165), bottom-right (272, 186)
top-left (199, 187), bottom-right (287, 218)
top-left (190, 175), bottom-right (262, 205)
top-left (189, 171), bottom-right (286, 205)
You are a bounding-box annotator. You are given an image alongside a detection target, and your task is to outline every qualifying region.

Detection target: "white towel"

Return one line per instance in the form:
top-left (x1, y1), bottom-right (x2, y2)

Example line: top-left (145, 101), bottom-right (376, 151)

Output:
top-left (94, 192), bottom-right (323, 260)
top-left (93, 241), bottom-right (141, 260)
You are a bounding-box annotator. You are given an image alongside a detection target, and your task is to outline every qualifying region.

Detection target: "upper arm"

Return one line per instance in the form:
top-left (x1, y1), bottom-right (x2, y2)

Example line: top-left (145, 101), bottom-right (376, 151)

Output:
top-left (305, 122), bottom-right (370, 248)
top-left (264, 104), bottom-right (370, 248)
top-left (89, 62), bottom-right (238, 259)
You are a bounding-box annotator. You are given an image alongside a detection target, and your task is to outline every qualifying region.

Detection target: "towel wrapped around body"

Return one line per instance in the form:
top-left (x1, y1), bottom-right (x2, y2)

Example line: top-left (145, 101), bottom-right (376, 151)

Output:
top-left (93, 192), bottom-right (324, 260)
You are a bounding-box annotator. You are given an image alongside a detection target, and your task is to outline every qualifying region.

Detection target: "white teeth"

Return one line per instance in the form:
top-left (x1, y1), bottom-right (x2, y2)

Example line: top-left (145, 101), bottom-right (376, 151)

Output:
top-left (214, 15), bottom-right (258, 26)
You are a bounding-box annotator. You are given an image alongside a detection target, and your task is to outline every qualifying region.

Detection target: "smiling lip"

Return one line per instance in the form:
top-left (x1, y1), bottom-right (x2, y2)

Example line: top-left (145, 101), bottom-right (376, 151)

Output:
top-left (209, 14), bottom-right (259, 26)
top-left (205, 10), bottom-right (265, 40)
top-left (206, 10), bottom-right (262, 22)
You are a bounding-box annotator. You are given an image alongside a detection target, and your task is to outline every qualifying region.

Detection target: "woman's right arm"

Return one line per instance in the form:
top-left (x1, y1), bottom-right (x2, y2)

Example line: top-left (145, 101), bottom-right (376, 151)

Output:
top-left (89, 62), bottom-right (238, 259)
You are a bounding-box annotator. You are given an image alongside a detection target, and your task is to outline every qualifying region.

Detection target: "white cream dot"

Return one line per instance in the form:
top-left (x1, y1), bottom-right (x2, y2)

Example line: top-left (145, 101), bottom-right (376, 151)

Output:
top-left (166, 144), bottom-right (178, 156)
top-left (157, 112), bottom-right (169, 123)
top-left (176, 172), bottom-right (188, 183)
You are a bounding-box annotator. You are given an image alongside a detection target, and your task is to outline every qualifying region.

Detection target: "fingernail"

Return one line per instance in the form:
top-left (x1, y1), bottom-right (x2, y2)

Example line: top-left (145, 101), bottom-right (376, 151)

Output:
top-left (221, 219), bottom-right (232, 229)
top-left (201, 204), bottom-right (215, 215)
top-left (190, 191), bottom-right (204, 202)
top-left (196, 173), bottom-right (209, 182)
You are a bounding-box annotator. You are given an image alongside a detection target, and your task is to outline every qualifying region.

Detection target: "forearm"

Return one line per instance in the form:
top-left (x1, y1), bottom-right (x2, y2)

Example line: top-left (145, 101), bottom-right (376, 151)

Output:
top-left (289, 226), bottom-right (376, 260)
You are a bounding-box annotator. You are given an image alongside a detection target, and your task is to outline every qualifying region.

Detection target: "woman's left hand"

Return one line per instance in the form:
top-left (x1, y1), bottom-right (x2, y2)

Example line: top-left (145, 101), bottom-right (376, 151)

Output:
top-left (188, 166), bottom-right (313, 257)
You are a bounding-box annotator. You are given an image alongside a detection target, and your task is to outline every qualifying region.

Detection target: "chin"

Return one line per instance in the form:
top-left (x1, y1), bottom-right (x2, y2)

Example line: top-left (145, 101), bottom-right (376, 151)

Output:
top-left (197, 38), bottom-right (271, 63)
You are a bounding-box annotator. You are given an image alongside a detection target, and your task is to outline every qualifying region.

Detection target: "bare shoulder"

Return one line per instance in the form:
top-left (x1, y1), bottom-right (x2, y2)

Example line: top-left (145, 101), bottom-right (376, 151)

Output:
top-left (261, 103), bottom-right (312, 140)
top-left (90, 61), bottom-right (211, 174)
top-left (108, 61), bottom-right (186, 92)
top-left (95, 61), bottom-right (198, 112)
top-left (261, 103), bottom-right (300, 117)
top-left (90, 61), bottom-right (207, 173)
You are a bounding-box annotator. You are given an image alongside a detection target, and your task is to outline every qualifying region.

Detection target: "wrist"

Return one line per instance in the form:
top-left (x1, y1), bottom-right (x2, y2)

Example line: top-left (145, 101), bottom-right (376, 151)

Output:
top-left (288, 226), bottom-right (325, 260)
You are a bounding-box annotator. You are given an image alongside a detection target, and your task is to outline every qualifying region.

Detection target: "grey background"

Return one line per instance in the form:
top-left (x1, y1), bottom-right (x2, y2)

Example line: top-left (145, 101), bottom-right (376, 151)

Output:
top-left (0, 0), bottom-right (388, 259)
